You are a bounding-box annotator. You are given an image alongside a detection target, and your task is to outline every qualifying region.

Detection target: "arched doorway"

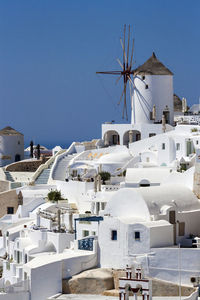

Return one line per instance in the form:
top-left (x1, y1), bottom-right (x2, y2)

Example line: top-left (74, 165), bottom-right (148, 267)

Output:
top-left (123, 131), bottom-right (130, 146)
top-left (15, 154), bottom-right (21, 162)
top-left (104, 130), bottom-right (120, 146)
top-left (123, 130), bottom-right (141, 146)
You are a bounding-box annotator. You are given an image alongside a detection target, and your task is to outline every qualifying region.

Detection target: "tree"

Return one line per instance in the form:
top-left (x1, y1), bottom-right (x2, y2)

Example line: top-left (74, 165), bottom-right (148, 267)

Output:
top-left (30, 141), bottom-right (34, 158)
top-left (36, 144), bottom-right (40, 160)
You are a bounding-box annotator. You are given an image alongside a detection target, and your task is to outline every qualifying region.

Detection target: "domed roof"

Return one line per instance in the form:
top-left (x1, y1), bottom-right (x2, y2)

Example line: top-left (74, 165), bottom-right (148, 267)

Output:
top-left (134, 52), bottom-right (173, 76)
top-left (104, 188), bottom-right (151, 221)
top-left (0, 126), bottom-right (23, 136)
top-left (98, 151), bottom-right (132, 164)
top-left (138, 183), bottom-right (200, 214)
top-left (104, 184), bottom-right (200, 220)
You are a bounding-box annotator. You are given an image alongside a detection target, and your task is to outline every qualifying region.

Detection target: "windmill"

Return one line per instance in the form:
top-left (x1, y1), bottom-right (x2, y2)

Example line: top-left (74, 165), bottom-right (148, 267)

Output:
top-left (96, 25), bottom-right (136, 122)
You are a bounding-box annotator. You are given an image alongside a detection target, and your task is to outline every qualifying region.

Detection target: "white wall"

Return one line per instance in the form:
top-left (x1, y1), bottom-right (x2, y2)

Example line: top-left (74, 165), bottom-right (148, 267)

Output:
top-left (149, 247), bottom-right (200, 286)
top-left (25, 248), bottom-right (97, 300)
top-left (133, 75), bottom-right (174, 125)
top-left (157, 136), bottom-right (176, 166)
top-left (102, 123), bottom-right (172, 146)
top-left (149, 224), bottom-right (173, 248)
top-left (56, 180), bottom-right (94, 213)
top-left (30, 261), bottom-right (62, 300)
top-left (99, 217), bottom-right (125, 269)
top-left (47, 232), bottom-right (74, 253)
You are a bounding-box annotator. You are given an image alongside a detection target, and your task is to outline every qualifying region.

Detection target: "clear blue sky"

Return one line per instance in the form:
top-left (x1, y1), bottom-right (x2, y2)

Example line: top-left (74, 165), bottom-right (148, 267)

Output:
top-left (0, 0), bottom-right (200, 148)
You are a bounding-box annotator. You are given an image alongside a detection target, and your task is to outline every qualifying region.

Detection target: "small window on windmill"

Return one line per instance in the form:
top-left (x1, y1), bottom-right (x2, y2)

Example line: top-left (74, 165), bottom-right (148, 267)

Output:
top-left (196, 140), bottom-right (199, 145)
top-left (142, 75), bottom-right (145, 80)
top-left (145, 84), bottom-right (148, 89)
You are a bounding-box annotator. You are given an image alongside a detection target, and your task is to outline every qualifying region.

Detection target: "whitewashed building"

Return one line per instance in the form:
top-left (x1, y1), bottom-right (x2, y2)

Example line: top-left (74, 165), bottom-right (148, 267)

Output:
top-left (0, 127), bottom-right (24, 167)
top-left (102, 53), bottom-right (174, 147)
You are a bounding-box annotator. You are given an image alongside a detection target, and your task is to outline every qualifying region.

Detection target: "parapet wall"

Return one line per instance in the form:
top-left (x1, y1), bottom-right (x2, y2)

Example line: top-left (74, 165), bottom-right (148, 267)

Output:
top-left (5, 158), bottom-right (49, 172)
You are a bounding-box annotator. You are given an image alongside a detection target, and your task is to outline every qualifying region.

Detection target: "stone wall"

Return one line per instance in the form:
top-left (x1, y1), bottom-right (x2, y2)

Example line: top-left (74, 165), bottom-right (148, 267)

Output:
top-left (152, 278), bottom-right (194, 297)
top-left (112, 270), bottom-right (195, 297)
top-left (0, 190), bottom-right (19, 218)
top-left (6, 158), bottom-right (49, 172)
top-left (64, 268), bottom-right (114, 294)
top-left (64, 268), bottom-right (195, 297)
top-left (0, 180), bottom-right (10, 193)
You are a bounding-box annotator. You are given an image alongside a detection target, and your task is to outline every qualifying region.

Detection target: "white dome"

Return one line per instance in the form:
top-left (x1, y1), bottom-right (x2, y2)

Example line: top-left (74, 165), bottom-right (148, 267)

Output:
top-left (98, 151), bottom-right (132, 164)
top-left (104, 184), bottom-right (200, 220)
top-left (104, 188), bottom-right (151, 221)
top-left (138, 183), bottom-right (200, 214)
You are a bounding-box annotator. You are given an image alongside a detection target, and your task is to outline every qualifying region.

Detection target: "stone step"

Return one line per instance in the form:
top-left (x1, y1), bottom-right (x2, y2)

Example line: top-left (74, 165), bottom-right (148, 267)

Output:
top-left (4, 171), bottom-right (14, 182)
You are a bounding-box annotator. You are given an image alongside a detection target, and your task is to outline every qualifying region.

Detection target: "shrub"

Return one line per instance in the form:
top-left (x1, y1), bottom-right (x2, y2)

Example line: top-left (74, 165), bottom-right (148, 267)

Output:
top-left (99, 171), bottom-right (111, 184)
top-left (47, 190), bottom-right (63, 202)
top-left (191, 128), bottom-right (198, 132)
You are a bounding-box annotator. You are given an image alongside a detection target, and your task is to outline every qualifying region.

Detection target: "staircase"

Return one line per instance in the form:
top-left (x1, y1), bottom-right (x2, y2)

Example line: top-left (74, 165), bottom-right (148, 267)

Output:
top-left (35, 163), bottom-right (53, 185)
top-left (4, 171), bottom-right (14, 182)
top-left (53, 154), bottom-right (76, 181)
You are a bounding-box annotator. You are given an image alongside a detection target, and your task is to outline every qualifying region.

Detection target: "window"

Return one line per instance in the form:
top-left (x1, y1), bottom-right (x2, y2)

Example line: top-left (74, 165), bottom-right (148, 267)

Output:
top-left (139, 183), bottom-right (150, 187)
top-left (7, 207), bottom-right (14, 214)
top-left (25, 254), bottom-right (28, 264)
top-left (17, 251), bottom-right (20, 264)
top-left (162, 143), bottom-right (165, 150)
top-left (82, 230), bottom-right (89, 237)
top-left (149, 133), bottom-right (156, 137)
top-left (176, 143), bottom-right (180, 151)
top-left (135, 231), bottom-right (140, 241)
top-left (111, 230), bottom-right (117, 241)
top-left (18, 141), bottom-right (20, 145)
top-left (196, 140), bottom-right (199, 145)
top-left (91, 231), bottom-right (96, 236)
top-left (145, 84), bottom-right (148, 89)
top-left (101, 202), bottom-right (106, 210)
top-left (142, 75), bottom-right (145, 80)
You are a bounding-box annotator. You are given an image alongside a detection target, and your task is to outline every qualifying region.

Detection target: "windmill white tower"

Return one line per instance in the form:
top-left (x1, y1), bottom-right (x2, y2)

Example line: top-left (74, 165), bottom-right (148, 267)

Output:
top-left (97, 26), bottom-right (175, 146)
top-left (133, 52), bottom-right (174, 125)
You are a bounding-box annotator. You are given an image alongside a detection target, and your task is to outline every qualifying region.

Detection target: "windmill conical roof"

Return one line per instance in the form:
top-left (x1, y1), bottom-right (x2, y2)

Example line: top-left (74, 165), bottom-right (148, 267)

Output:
top-left (0, 126), bottom-right (23, 136)
top-left (134, 52), bottom-right (173, 75)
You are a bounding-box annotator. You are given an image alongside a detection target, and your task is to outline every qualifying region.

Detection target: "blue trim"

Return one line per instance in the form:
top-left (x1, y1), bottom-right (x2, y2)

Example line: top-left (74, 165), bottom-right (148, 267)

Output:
top-left (74, 216), bottom-right (103, 239)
